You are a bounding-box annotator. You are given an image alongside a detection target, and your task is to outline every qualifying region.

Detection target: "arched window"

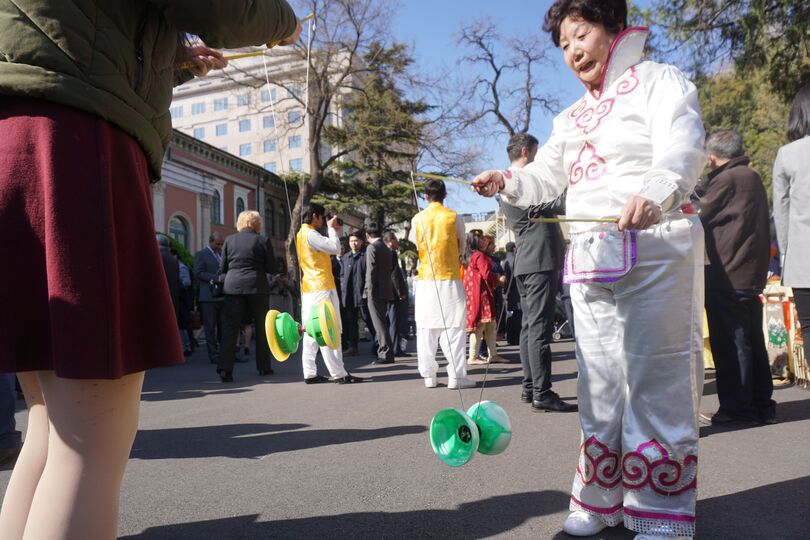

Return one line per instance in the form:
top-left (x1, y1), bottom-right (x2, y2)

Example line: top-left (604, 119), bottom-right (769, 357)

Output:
top-left (211, 189), bottom-right (222, 224)
top-left (236, 196), bottom-right (245, 216)
top-left (280, 202), bottom-right (290, 237)
top-left (168, 216), bottom-right (190, 249)
top-left (265, 200), bottom-right (275, 238)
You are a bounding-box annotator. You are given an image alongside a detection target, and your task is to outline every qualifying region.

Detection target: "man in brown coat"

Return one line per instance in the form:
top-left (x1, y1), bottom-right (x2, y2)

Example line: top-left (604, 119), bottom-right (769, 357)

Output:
top-left (699, 130), bottom-right (776, 424)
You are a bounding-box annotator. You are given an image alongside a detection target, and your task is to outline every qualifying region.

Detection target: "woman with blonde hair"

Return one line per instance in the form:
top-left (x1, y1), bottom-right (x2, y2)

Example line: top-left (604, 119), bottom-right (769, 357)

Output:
top-left (217, 210), bottom-right (277, 382)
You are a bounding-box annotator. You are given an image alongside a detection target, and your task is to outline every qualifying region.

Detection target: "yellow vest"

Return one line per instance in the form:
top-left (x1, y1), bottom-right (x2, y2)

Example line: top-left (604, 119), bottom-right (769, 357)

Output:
top-left (296, 224), bottom-right (337, 293)
top-left (414, 202), bottom-right (462, 281)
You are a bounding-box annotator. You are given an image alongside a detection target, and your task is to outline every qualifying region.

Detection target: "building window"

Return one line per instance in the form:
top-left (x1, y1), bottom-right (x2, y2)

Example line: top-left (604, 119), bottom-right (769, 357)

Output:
top-left (239, 143), bottom-right (252, 156)
top-left (264, 162), bottom-right (277, 173)
top-left (168, 216), bottom-right (190, 249)
top-left (288, 135), bottom-right (301, 149)
top-left (265, 202), bottom-right (275, 238)
top-left (215, 123), bottom-right (227, 136)
top-left (289, 158), bottom-right (303, 171)
top-left (170, 106), bottom-right (183, 119)
top-left (263, 139), bottom-right (277, 153)
top-left (261, 89), bottom-right (277, 102)
top-left (263, 116), bottom-right (275, 129)
top-left (287, 83), bottom-right (301, 98)
top-left (239, 119), bottom-right (251, 132)
top-left (213, 98), bottom-right (228, 111)
top-left (193, 127), bottom-right (205, 140)
top-left (236, 197), bottom-right (246, 217)
top-left (191, 102), bottom-right (205, 115)
top-left (211, 189), bottom-right (222, 224)
top-left (288, 110), bottom-right (303, 124)
top-left (237, 94), bottom-right (251, 107)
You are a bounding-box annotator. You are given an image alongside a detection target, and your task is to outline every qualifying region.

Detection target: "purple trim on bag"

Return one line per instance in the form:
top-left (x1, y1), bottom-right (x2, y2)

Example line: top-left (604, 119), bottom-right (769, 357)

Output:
top-left (564, 231), bottom-right (637, 284)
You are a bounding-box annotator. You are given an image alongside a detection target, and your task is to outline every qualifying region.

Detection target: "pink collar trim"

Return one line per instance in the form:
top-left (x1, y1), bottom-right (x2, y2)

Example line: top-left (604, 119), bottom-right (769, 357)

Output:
top-left (591, 26), bottom-right (649, 98)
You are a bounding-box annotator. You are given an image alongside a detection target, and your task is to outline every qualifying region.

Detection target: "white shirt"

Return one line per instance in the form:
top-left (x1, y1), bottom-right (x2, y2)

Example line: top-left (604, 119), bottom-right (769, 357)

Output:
top-left (306, 227), bottom-right (340, 255)
top-left (500, 29), bottom-right (706, 235)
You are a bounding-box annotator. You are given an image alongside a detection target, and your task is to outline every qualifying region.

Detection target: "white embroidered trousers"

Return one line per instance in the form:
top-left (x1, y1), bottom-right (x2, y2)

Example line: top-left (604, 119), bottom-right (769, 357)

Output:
top-left (301, 289), bottom-right (348, 379)
top-left (569, 216), bottom-right (704, 538)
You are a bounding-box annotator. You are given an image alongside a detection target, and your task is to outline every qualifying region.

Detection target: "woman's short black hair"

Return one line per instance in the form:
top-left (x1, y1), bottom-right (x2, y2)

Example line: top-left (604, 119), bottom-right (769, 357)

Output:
top-left (543, 0), bottom-right (628, 47)
top-left (787, 83), bottom-right (810, 142)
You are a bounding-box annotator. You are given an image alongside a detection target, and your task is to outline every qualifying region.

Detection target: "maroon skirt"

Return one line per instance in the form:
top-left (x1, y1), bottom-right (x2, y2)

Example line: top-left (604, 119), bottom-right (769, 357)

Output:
top-left (0, 97), bottom-right (183, 379)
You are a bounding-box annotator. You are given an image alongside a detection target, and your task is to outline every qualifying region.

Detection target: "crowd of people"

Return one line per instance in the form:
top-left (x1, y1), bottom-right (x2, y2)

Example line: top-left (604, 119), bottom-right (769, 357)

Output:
top-left (1, 0), bottom-right (808, 539)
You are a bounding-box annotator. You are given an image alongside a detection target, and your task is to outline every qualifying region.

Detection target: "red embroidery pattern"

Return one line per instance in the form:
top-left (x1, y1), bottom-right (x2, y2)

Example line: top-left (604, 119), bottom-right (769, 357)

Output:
top-left (576, 435), bottom-right (621, 489)
top-left (622, 439), bottom-right (698, 496)
top-left (569, 142), bottom-right (607, 185)
top-left (568, 99), bottom-right (587, 119)
top-left (615, 66), bottom-right (639, 95)
top-left (575, 99), bottom-right (614, 134)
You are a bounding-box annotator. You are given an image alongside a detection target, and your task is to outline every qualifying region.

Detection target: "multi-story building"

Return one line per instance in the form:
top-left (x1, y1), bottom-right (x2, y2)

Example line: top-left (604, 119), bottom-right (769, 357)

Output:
top-left (169, 47), bottom-right (344, 176)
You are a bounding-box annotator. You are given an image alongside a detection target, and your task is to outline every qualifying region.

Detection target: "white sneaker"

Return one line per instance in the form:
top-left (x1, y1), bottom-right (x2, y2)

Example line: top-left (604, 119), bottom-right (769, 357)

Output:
top-left (424, 377), bottom-right (438, 388)
top-left (447, 377), bottom-right (476, 389)
top-left (563, 511), bottom-right (607, 537)
top-left (635, 534), bottom-right (692, 540)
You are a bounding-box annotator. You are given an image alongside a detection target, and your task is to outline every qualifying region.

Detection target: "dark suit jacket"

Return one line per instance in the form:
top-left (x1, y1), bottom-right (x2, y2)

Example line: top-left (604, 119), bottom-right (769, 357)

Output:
top-left (340, 250), bottom-right (367, 308)
top-left (365, 238), bottom-right (397, 301)
top-left (194, 246), bottom-right (224, 303)
top-left (500, 197), bottom-right (565, 276)
top-left (159, 245), bottom-right (180, 318)
top-left (220, 230), bottom-right (276, 295)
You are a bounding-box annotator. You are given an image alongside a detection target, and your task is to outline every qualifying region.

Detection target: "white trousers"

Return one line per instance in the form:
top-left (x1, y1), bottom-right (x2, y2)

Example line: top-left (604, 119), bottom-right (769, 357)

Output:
top-left (569, 217), bottom-right (704, 538)
top-left (301, 289), bottom-right (347, 379)
top-left (416, 326), bottom-right (467, 382)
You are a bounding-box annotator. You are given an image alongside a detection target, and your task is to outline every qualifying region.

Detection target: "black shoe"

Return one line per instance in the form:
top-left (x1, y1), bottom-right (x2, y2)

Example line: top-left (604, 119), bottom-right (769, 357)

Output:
top-left (335, 374), bottom-right (365, 384)
top-left (374, 358), bottom-right (394, 365)
top-left (304, 375), bottom-right (330, 384)
top-left (532, 391), bottom-right (577, 412)
top-left (244, 347), bottom-right (251, 356)
top-left (258, 368), bottom-right (274, 376)
top-left (183, 348), bottom-right (193, 357)
top-left (520, 391), bottom-right (533, 403)
top-left (0, 443), bottom-right (22, 466)
top-left (707, 410), bottom-right (758, 425)
top-left (234, 355), bottom-right (249, 363)
top-left (217, 369), bottom-right (233, 383)
top-left (344, 347), bottom-right (358, 356)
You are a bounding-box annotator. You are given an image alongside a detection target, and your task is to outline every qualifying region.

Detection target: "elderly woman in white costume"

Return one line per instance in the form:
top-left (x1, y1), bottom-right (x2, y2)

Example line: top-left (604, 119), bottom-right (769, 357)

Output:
top-left (472, 1), bottom-right (706, 539)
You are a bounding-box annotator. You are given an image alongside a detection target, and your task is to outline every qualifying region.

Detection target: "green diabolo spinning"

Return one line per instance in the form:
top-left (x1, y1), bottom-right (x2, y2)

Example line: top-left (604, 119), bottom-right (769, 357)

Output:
top-left (265, 299), bottom-right (341, 361)
top-left (429, 400), bottom-right (512, 467)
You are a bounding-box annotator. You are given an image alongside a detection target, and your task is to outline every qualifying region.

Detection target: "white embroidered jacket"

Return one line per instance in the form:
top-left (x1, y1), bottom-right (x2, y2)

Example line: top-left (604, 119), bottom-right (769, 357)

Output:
top-left (500, 28), bottom-right (707, 234)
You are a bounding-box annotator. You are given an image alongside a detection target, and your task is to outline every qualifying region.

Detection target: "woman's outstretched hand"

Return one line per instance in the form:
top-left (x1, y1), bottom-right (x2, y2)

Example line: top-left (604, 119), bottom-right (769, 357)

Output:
top-left (617, 195), bottom-right (662, 231)
top-left (185, 46), bottom-right (227, 77)
top-left (471, 170), bottom-right (505, 198)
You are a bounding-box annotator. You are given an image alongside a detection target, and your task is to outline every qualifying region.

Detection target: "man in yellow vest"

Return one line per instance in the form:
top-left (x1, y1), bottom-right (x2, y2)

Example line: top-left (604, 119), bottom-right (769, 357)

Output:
top-left (408, 180), bottom-right (475, 389)
top-left (296, 203), bottom-right (364, 384)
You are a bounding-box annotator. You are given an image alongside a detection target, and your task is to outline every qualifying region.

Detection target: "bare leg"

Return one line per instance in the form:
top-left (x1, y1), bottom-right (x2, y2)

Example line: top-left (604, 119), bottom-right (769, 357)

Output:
top-left (0, 372), bottom-right (49, 540)
top-left (20, 371), bottom-right (144, 540)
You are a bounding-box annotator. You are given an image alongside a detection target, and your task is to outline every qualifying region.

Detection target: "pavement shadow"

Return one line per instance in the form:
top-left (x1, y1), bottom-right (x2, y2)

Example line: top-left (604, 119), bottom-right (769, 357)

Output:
top-left (697, 475), bottom-right (810, 539)
top-left (700, 397), bottom-right (810, 438)
top-left (130, 423), bottom-right (426, 460)
top-left (120, 489), bottom-right (569, 540)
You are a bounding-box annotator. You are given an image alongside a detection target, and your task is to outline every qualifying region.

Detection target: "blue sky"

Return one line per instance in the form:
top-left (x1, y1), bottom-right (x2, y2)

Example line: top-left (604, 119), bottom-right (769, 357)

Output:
top-left (391, 0), bottom-right (654, 213)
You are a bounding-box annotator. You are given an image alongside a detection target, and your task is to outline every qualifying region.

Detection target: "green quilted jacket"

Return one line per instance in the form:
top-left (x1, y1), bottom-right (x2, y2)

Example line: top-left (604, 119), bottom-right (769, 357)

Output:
top-left (0, 0), bottom-right (297, 179)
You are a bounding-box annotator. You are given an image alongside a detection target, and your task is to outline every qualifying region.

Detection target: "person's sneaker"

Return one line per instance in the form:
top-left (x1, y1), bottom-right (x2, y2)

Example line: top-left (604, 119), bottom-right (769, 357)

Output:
top-left (424, 377), bottom-right (438, 388)
top-left (467, 357), bottom-right (489, 365)
top-left (563, 511), bottom-right (607, 536)
top-left (448, 378), bottom-right (476, 389)
top-left (304, 375), bottom-right (330, 384)
top-left (634, 534), bottom-right (692, 540)
top-left (532, 391), bottom-right (578, 412)
top-left (335, 374), bottom-right (365, 384)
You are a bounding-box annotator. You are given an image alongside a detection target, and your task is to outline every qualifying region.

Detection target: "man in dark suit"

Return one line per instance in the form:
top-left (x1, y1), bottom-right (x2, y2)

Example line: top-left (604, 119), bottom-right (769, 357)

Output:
top-left (194, 232), bottom-right (225, 364)
top-left (384, 232), bottom-right (409, 356)
top-left (499, 133), bottom-right (576, 413)
top-left (503, 242), bottom-right (521, 345)
top-left (157, 234), bottom-right (180, 324)
top-left (339, 231), bottom-right (374, 355)
top-left (365, 221), bottom-right (400, 364)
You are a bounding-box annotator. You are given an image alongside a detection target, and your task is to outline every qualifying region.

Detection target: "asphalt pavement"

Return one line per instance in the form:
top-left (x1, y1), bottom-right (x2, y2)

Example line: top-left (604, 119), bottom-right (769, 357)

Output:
top-left (2, 338), bottom-right (809, 539)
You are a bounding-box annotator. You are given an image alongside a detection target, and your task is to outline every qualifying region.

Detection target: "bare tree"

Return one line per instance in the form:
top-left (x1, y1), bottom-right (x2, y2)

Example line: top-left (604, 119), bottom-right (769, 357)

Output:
top-left (453, 18), bottom-right (559, 138)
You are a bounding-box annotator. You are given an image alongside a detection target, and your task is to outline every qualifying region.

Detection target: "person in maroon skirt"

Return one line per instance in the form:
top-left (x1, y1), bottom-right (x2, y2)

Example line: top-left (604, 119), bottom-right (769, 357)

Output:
top-left (0, 2), bottom-right (302, 539)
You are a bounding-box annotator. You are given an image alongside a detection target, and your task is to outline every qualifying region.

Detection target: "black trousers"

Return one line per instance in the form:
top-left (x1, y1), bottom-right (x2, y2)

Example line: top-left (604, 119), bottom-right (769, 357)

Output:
top-left (506, 309), bottom-right (522, 345)
top-left (705, 287), bottom-right (775, 420)
top-left (218, 294), bottom-right (271, 373)
top-left (517, 271), bottom-right (558, 399)
top-left (343, 300), bottom-right (376, 348)
top-left (794, 288), bottom-right (810, 364)
top-left (389, 298), bottom-right (408, 354)
top-left (200, 300), bottom-right (224, 363)
top-left (368, 297), bottom-right (394, 361)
